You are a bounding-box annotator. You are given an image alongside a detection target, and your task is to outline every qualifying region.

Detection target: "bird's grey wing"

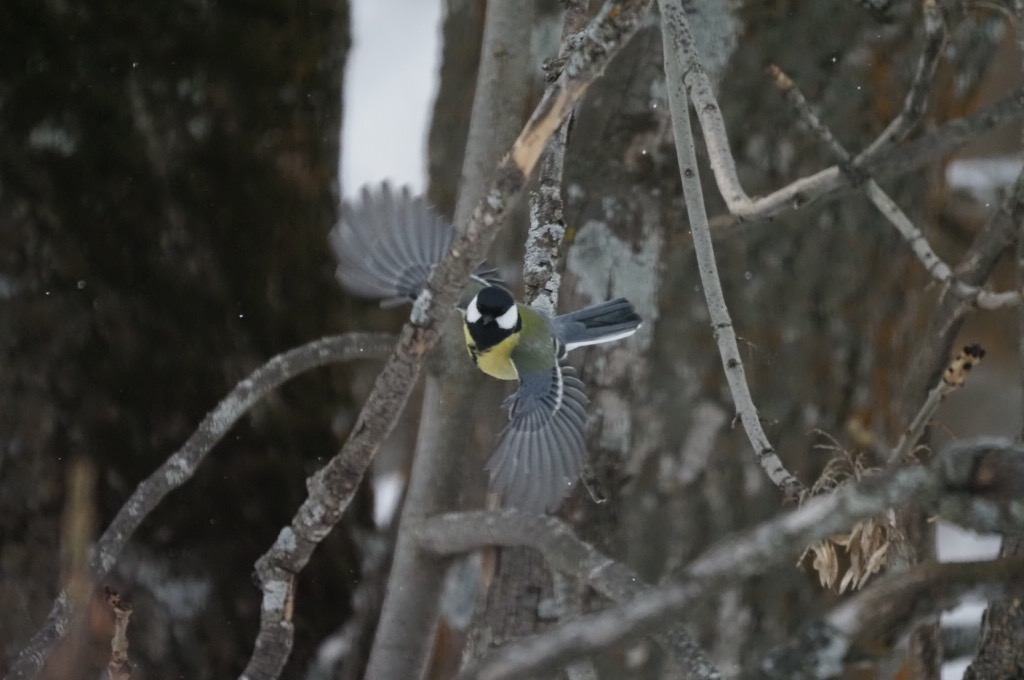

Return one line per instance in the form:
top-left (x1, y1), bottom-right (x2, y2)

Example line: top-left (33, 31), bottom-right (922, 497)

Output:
top-left (329, 183), bottom-right (452, 307)
top-left (486, 360), bottom-right (589, 513)
top-left (330, 182), bottom-right (502, 307)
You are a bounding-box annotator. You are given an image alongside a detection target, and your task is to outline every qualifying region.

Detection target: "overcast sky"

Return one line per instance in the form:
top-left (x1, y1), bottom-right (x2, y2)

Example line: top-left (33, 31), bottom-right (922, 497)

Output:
top-left (341, 0), bottom-right (442, 196)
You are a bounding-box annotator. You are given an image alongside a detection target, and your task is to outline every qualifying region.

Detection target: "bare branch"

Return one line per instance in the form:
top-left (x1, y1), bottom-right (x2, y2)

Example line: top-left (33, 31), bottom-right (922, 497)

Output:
top-left (768, 65), bottom-right (1023, 310)
top-left (706, 89), bottom-right (1024, 227)
top-left (419, 511), bottom-right (656, 602)
top-left (857, 0), bottom-right (945, 160)
top-left (5, 332), bottom-right (395, 680)
top-left (418, 510), bottom-right (722, 680)
top-left (674, 8), bottom-right (1024, 233)
top-left (1019, 37), bottom-right (1024, 438)
top-left (902, 167), bottom-right (1024, 412)
top-left (891, 344), bottom-right (986, 464)
top-left (659, 0), bottom-right (945, 222)
top-left (657, 0), bottom-right (748, 213)
top-left (457, 438), bottom-right (1024, 679)
top-left (754, 558), bottom-right (1024, 680)
top-left (524, 106), bottom-right (569, 316)
top-left (524, 0), bottom-right (591, 314)
top-left (660, 0), bottom-right (806, 500)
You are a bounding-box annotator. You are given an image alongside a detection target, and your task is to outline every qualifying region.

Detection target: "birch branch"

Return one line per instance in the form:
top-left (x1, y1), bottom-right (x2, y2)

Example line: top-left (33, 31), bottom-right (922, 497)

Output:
top-left (708, 88), bottom-right (1024, 229)
top-left (658, 0), bottom-right (1023, 227)
top-left (769, 65), bottom-right (1023, 310)
top-left (5, 332), bottom-right (395, 680)
top-left (458, 438), bottom-right (1024, 679)
top-left (660, 0), bottom-right (806, 500)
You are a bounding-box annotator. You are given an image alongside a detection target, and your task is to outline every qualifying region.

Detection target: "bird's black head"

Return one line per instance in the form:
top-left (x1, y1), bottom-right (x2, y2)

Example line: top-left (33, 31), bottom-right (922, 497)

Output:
top-left (466, 286), bottom-right (520, 351)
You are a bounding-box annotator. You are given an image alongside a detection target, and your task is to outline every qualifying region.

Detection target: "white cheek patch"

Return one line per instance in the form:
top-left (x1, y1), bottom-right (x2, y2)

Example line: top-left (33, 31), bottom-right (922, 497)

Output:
top-left (496, 304), bottom-right (519, 330)
top-left (466, 296), bottom-right (481, 323)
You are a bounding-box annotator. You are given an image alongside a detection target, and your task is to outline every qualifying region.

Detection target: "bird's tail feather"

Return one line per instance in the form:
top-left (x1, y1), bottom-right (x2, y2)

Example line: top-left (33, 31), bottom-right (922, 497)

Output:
top-left (553, 298), bottom-right (642, 351)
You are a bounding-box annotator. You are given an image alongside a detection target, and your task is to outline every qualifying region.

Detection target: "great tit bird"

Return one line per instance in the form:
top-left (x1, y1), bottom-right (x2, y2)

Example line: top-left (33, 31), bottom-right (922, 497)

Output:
top-left (330, 183), bottom-right (642, 512)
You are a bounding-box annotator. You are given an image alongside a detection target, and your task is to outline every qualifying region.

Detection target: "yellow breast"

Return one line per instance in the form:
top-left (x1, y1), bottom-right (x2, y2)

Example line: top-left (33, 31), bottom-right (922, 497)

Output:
top-left (464, 325), bottom-right (520, 380)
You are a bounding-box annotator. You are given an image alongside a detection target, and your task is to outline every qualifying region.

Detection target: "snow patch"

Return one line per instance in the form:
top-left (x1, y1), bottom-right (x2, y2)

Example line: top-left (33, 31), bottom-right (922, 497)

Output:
top-left (373, 471), bottom-right (404, 528)
top-left (946, 157), bottom-right (1024, 203)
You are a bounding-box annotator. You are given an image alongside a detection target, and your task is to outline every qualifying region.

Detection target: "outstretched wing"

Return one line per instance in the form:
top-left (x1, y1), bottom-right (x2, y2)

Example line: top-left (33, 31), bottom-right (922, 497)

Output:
top-left (330, 183), bottom-right (500, 307)
top-left (486, 360), bottom-right (590, 513)
top-left (330, 183), bottom-right (454, 307)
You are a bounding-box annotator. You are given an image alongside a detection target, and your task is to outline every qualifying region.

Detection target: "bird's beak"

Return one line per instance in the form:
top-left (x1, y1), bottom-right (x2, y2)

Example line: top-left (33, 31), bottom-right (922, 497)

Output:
top-left (481, 314), bottom-right (494, 325)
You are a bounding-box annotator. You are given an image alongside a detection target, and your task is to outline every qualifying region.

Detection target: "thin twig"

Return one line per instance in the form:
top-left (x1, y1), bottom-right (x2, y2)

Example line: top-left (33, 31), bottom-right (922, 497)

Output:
top-left (857, 0), bottom-right (946, 160)
top-left (5, 333), bottom-right (395, 680)
top-left (890, 345), bottom-right (987, 464)
top-left (659, 0), bottom-right (1024, 233)
top-left (769, 65), bottom-right (1023, 310)
top-left (660, 0), bottom-right (806, 500)
top-left (710, 88), bottom-right (1024, 227)
top-left (661, 0), bottom-right (1015, 233)
top-left (456, 438), bottom-right (1024, 679)
top-left (658, 0), bottom-right (749, 213)
top-left (106, 589), bottom-right (134, 680)
top-left (902, 167), bottom-right (1024, 420)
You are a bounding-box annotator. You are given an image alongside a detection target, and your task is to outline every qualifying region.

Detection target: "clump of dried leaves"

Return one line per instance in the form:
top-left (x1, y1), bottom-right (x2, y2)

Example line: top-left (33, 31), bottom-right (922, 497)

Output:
top-left (799, 436), bottom-right (909, 593)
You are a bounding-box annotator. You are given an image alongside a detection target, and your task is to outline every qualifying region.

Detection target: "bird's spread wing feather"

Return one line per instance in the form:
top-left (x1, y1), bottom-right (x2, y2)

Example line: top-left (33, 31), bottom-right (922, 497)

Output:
top-left (330, 183), bottom-right (501, 307)
top-left (487, 359), bottom-right (589, 512)
top-left (330, 184), bottom-right (453, 307)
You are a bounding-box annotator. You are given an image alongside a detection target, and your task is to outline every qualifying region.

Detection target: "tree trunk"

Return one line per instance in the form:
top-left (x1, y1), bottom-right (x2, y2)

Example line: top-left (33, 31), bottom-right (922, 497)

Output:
top-left (0, 1), bottom-right (354, 677)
